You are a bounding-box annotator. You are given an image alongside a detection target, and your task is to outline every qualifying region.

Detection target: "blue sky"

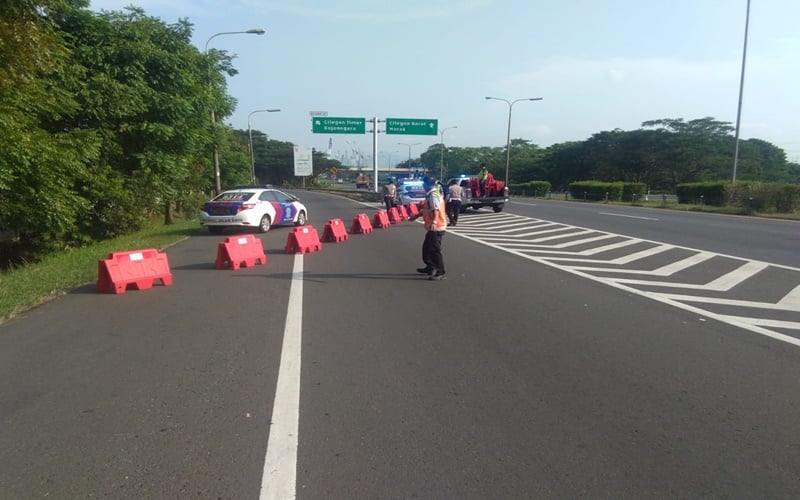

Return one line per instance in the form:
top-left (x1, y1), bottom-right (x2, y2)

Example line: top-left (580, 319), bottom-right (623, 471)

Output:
top-left (90, 0), bottom-right (800, 166)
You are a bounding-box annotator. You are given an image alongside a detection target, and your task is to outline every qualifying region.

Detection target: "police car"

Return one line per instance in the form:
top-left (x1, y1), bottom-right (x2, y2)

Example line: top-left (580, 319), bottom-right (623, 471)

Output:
top-left (199, 187), bottom-right (308, 234)
top-left (396, 179), bottom-right (426, 205)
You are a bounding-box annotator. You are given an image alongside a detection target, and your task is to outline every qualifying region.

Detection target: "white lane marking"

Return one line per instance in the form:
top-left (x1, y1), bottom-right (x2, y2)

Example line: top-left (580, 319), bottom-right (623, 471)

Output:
top-left (779, 284), bottom-right (800, 309)
top-left (613, 261), bottom-right (769, 291)
top-left (569, 243), bottom-right (675, 266)
top-left (654, 292), bottom-right (800, 312)
top-left (570, 251), bottom-right (715, 275)
top-left (599, 212), bottom-right (659, 221)
top-left (731, 317), bottom-right (800, 330)
top-left (260, 254), bottom-right (303, 500)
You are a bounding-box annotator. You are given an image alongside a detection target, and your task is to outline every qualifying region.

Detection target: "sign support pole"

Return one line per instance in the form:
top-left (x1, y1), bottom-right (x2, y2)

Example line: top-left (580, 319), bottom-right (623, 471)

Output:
top-left (371, 117), bottom-right (379, 193)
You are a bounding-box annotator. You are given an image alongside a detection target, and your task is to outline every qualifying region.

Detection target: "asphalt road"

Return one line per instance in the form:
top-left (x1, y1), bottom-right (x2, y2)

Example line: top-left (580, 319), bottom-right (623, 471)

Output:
top-left (1, 191), bottom-right (798, 498)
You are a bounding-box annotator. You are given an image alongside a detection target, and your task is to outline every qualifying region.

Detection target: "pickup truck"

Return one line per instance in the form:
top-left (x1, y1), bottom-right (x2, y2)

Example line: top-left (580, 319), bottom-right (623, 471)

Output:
top-left (448, 174), bottom-right (509, 212)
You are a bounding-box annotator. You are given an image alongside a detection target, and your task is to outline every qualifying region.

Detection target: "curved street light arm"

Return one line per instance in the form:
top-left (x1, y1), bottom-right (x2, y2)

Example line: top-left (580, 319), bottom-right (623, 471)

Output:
top-left (485, 96), bottom-right (543, 185)
top-left (248, 109), bottom-right (281, 184)
top-left (203, 28), bottom-right (266, 193)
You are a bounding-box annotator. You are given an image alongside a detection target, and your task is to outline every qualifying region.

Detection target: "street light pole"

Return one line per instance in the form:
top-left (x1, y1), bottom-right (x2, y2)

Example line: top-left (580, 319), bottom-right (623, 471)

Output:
top-left (248, 108), bottom-right (280, 185)
top-left (485, 96), bottom-right (543, 186)
top-left (732, 0), bottom-right (751, 185)
top-left (439, 126), bottom-right (457, 180)
top-left (398, 142), bottom-right (420, 176)
top-left (205, 28), bottom-right (265, 194)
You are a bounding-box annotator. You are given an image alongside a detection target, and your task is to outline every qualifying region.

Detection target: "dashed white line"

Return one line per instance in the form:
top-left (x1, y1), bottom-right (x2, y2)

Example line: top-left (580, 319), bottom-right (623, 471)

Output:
top-left (599, 212), bottom-right (659, 221)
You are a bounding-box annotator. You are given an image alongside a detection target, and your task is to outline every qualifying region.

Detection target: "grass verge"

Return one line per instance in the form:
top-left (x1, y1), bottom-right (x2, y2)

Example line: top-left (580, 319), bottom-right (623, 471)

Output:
top-left (0, 217), bottom-right (201, 325)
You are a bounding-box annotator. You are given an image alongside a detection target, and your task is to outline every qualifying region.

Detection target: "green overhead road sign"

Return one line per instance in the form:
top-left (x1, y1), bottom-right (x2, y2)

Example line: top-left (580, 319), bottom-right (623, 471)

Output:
top-left (385, 118), bottom-right (438, 135)
top-left (312, 117), bottom-right (365, 134)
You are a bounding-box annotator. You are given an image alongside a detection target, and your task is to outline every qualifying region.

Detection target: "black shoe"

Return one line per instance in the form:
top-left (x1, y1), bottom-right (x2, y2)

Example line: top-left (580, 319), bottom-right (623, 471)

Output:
top-left (417, 267), bottom-right (433, 275)
top-left (428, 272), bottom-right (446, 281)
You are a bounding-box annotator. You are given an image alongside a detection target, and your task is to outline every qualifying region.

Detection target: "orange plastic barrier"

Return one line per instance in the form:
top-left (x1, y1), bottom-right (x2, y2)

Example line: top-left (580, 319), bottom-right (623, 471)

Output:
top-left (350, 213), bottom-right (374, 234)
top-left (397, 204), bottom-right (409, 220)
top-left (388, 207), bottom-right (402, 224)
top-left (407, 203), bottom-right (420, 217)
top-left (97, 248), bottom-right (172, 294)
top-left (373, 210), bottom-right (390, 229)
top-left (285, 226), bottom-right (322, 254)
top-left (215, 234), bottom-right (266, 270)
top-left (322, 218), bottom-right (349, 243)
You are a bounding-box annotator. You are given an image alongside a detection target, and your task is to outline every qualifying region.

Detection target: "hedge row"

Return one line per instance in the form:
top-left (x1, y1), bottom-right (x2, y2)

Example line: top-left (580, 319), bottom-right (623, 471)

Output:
top-left (508, 181), bottom-right (552, 197)
top-left (677, 181), bottom-right (800, 212)
top-left (568, 181), bottom-right (647, 202)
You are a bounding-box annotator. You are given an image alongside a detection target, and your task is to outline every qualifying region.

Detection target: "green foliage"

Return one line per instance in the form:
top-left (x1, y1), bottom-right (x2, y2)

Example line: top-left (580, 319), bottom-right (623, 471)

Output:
top-left (676, 182), bottom-right (728, 206)
top-left (725, 182), bottom-right (800, 213)
top-left (509, 181), bottom-right (551, 197)
top-left (0, 2), bottom-right (232, 266)
top-left (569, 181), bottom-right (625, 202)
top-left (621, 183), bottom-right (647, 202)
top-left (677, 181), bottom-right (800, 212)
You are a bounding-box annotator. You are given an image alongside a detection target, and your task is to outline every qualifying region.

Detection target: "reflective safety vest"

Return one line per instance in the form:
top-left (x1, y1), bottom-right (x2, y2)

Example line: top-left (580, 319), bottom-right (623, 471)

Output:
top-left (423, 188), bottom-right (447, 231)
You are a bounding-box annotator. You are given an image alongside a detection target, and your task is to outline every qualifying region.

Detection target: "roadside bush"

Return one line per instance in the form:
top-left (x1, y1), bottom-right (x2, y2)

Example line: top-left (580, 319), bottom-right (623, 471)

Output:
top-left (569, 181), bottom-right (624, 202)
top-left (726, 182), bottom-right (800, 213)
top-left (676, 182), bottom-right (727, 206)
top-left (621, 182), bottom-right (647, 202)
top-left (509, 181), bottom-right (551, 197)
top-left (678, 181), bottom-right (800, 213)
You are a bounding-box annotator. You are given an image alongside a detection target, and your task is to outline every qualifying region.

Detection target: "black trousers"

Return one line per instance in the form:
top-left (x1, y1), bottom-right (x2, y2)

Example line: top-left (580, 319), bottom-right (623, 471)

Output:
top-left (446, 200), bottom-right (461, 225)
top-left (384, 196), bottom-right (395, 210)
top-left (422, 230), bottom-right (445, 274)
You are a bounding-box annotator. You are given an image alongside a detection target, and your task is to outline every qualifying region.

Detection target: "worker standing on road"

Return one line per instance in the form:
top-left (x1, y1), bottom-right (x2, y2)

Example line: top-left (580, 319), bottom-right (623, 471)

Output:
top-left (382, 180), bottom-right (397, 211)
top-left (416, 175), bottom-right (447, 280)
top-left (446, 179), bottom-right (463, 226)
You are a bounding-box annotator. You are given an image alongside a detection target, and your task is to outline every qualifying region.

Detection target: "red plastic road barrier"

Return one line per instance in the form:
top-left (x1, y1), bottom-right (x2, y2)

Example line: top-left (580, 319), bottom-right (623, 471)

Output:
top-left (322, 218), bottom-right (349, 242)
top-left (97, 248), bottom-right (172, 294)
top-left (407, 203), bottom-right (420, 217)
top-left (285, 226), bottom-right (322, 254)
top-left (350, 213), bottom-right (374, 234)
top-left (373, 210), bottom-right (390, 229)
top-left (388, 207), bottom-right (402, 224)
top-left (215, 234), bottom-right (267, 270)
top-left (397, 204), bottom-right (409, 220)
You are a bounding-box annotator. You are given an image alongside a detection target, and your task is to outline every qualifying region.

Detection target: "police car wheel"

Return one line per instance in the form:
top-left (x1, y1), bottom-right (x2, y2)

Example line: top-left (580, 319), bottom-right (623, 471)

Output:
top-left (295, 211), bottom-right (307, 226)
top-left (258, 215), bottom-right (272, 233)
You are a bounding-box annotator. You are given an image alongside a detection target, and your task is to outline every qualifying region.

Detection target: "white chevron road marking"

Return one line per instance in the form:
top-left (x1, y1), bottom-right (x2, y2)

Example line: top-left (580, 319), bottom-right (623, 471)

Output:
top-left (612, 261), bottom-right (770, 290)
top-left (450, 212), bottom-right (800, 348)
top-left (778, 284), bottom-right (800, 309)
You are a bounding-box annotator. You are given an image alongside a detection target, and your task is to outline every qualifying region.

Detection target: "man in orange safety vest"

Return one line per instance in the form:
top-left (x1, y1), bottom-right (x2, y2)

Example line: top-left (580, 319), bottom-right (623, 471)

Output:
top-left (416, 175), bottom-right (447, 280)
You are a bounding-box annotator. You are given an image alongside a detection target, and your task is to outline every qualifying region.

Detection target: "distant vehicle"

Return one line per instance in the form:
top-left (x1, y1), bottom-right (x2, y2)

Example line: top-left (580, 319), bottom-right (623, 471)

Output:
top-left (447, 174), bottom-right (509, 212)
top-left (356, 173), bottom-right (370, 189)
top-left (199, 187), bottom-right (308, 234)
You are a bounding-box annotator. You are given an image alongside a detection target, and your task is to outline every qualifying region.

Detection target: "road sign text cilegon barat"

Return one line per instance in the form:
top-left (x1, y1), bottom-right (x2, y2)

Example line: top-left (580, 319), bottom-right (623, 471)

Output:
top-left (385, 118), bottom-right (438, 135)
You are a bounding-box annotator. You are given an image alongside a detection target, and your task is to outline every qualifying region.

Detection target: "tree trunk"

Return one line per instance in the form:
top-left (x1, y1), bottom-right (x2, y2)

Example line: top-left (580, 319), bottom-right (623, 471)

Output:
top-left (164, 201), bottom-right (174, 225)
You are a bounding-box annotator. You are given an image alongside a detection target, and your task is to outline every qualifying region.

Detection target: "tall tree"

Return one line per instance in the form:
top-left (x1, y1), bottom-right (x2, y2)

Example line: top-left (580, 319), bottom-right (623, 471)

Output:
top-left (64, 7), bottom-right (226, 224)
top-left (0, 0), bottom-right (101, 257)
